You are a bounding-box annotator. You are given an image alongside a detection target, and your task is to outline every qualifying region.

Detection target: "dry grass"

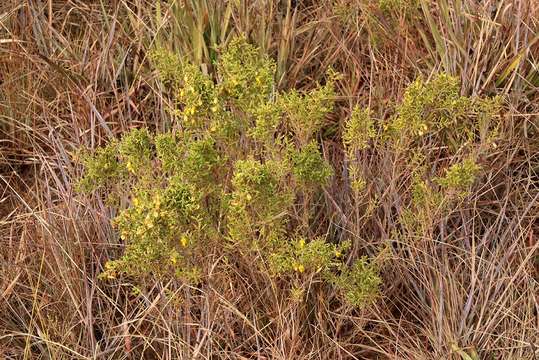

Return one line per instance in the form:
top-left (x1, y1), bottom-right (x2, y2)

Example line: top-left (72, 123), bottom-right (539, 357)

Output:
top-left (1, 0), bottom-right (538, 359)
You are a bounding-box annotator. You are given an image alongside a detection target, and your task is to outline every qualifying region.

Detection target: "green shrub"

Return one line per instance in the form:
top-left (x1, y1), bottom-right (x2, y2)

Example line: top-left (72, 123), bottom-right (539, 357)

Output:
top-left (388, 73), bottom-right (470, 140)
top-left (78, 38), bottom-right (380, 309)
top-left (343, 73), bottom-right (500, 241)
top-left (384, 73), bottom-right (501, 149)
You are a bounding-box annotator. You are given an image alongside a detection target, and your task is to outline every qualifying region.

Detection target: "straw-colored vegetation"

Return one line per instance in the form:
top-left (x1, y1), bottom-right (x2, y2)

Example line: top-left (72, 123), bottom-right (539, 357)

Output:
top-left (1, 1), bottom-right (538, 359)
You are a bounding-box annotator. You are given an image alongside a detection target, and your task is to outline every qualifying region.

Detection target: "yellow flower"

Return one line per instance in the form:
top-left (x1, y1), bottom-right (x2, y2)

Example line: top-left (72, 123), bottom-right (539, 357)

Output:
top-left (335, 250), bottom-right (342, 258)
top-left (417, 123), bottom-right (428, 136)
top-left (180, 235), bottom-right (189, 247)
top-left (245, 193), bottom-right (252, 201)
top-left (126, 161), bottom-right (134, 173)
top-left (299, 239), bottom-right (305, 248)
top-left (145, 215), bottom-right (154, 229)
top-left (133, 197), bottom-right (140, 207)
top-left (297, 264), bottom-right (305, 273)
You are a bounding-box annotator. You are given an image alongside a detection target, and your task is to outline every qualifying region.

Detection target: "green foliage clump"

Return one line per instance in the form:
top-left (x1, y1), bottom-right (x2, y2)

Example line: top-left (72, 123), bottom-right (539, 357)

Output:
top-left (269, 238), bottom-right (350, 275)
top-left (150, 47), bottom-right (217, 126)
top-left (119, 128), bottom-right (153, 175)
top-left (343, 106), bottom-right (375, 154)
top-left (388, 73), bottom-right (471, 140)
top-left (330, 257), bottom-right (381, 308)
top-left (155, 133), bottom-right (182, 172)
top-left (148, 48), bottom-right (183, 86)
top-left (77, 38), bottom-right (379, 309)
top-left (386, 73), bottom-right (501, 149)
top-left (349, 165), bottom-right (367, 195)
top-left (227, 158), bottom-right (292, 248)
top-left (249, 102), bottom-right (282, 143)
top-left (341, 74), bottom-right (500, 244)
top-left (411, 176), bottom-right (439, 208)
top-left (218, 37), bottom-right (275, 114)
top-left (291, 141), bottom-right (333, 187)
top-left (281, 70), bottom-right (338, 144)
top-left (182, 137), bottom-right (221, 187)
top-left (342, 106), bottom-right (375, 196)
top-left (435, 159), bottom-right (481, 191)
top-left (76, 142), bottom-right (124, 193)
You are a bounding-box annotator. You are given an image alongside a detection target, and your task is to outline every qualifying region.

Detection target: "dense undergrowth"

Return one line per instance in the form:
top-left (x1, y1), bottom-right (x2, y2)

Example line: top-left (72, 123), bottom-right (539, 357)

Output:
top-left (1, 1), bottom-right (538, 359)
